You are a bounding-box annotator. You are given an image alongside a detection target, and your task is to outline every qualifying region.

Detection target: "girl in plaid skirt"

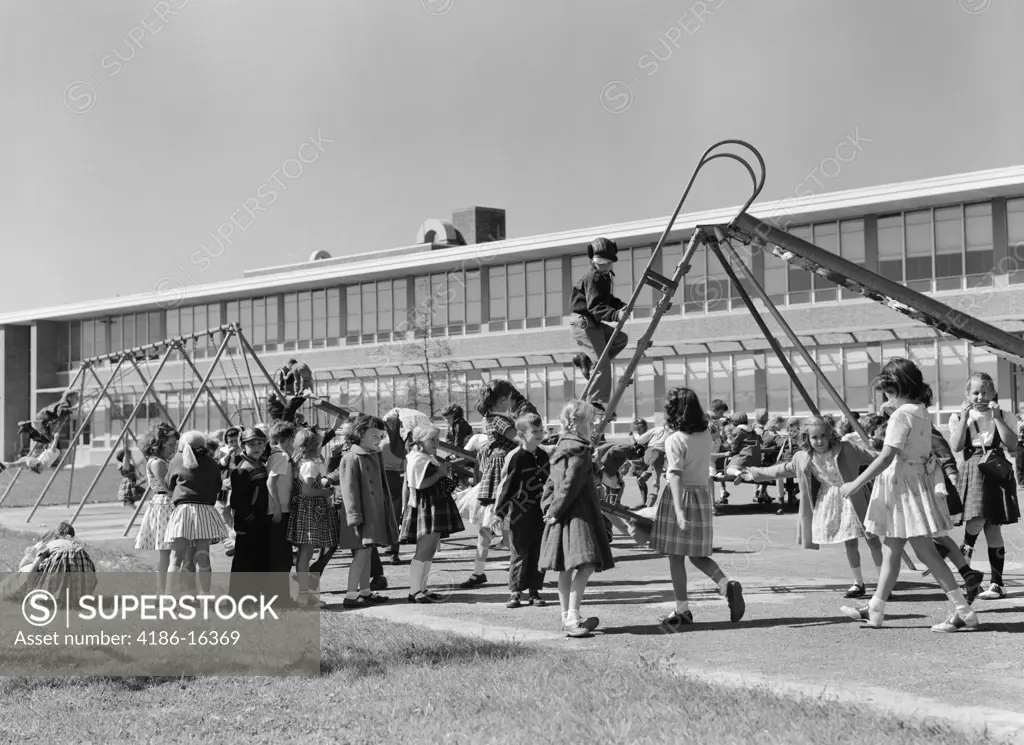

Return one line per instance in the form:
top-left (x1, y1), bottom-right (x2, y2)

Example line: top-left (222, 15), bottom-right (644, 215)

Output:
top-left (458, 379), bottom-right (518, 590)
top-left (652, 388), bottom-right (745, 629)
top-left (0, 522), bottom-right (97, 606)
top-left (289, 428), bottom-right (341, 607)
top-left (401, 424), bottom-right (464, 603)
top-left (949, 372), bottom-right (1020, 601)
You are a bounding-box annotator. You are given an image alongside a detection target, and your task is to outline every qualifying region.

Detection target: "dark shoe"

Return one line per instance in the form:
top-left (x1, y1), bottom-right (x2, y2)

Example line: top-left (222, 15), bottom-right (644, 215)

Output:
top-left (572, 353), bottom-right (592, 381)
top-left (459, 573), bottom-right (487, 589)
top-left (844, 583), bottom-right (866, 599)
top-left (661, 610), bottom-right (693, 629)
top-left (962, 569), bottom-right (985, 604)
top-left (342, 597), bottom-right (368, 609)
top-left (369, 576), bottom-right (388, 591)
top-left (410, 591), bottom-right (442, 604)
top-left (390, 554), bottom-right (404, 566)
top-left (725, 581), bottom-right (745, 622)
top-left (528, 592), bottom-right (547, 607)
top-left (506, 593), bottom-right (523, 609)
top-left (358, 592), bottom-right (389, 604)
top-left (580, 616), bottom-right (600, 632)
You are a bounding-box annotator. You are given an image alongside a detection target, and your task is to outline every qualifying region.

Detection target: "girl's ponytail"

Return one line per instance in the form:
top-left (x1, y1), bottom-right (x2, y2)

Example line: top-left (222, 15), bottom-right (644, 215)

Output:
top-left (179, 430), bottom-right (207, 469)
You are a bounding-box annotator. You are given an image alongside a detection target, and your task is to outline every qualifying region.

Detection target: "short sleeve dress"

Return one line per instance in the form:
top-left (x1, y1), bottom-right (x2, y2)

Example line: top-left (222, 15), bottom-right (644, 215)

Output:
top-left (287, 458), bottom-right (341, 549)
top-left (134, 457), bottom-right (174, 551)
top-left (649, 429), bottom-right (715, 557)
top-left (864, 403), bottom-right (952, 539)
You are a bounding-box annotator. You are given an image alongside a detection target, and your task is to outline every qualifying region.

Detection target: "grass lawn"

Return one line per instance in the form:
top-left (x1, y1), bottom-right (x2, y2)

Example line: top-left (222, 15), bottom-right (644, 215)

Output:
top-left (0, 526), bottom-right (1006, 745)
top-left (0, 464), bottom-right (122, 509)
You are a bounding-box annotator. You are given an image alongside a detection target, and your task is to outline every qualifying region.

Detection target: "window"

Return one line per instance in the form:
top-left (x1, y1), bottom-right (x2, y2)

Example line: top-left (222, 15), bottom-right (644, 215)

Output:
top-left (1007, 198), bottom-right (1024, 283)
top-left (734, 354), bottom-right (757, 415)
top-left (377, 376), bottom-right (395, 414)
top-left (546, 365), bottom-right (566, 422)
top-left (107, 315), bottom-right (120, 355)
top-left (297, 291), bottom-right (312, 341)
top-left (766, 354), bottom-right (789, 414)
top-left (904, 210), bottom-right (932, 292)
top-left (709, 355), bottom-right (731, 409)
top-left (938, 340), bottom-right (968, 410)
top-left (612, 362), bottom-right (635, 420)
top-left (377, 281), bottom-right (393, 335)
top-left (465, 271), bottom-right (481, 329)
top-left (934, 206), bottom-right (963, 290)
top-left (763, 250), bottom-right (788, 307)
top-left (845, 347), bottom-right (870, 411)
top-left (266, 296), bottom-right (280, 343)
top-left (82, 320), bottom-right (95, 359)
top-left (839, 219), bottom-right (865, 299)
top-left (635, 360), bottom-right (656, 420)
top-left (393, 279), bottom-right (408, 334)
top-left (787, 226), bottom-right (812, 304)
top-left (147, 311), bottom-right (162, 344)
top-left (193, 305), bottom-right (208, 356)
top-left (69, 321), bottom-right (81, 366)
top-left (526, 260), bottom-right (544, 323)
top-left (727, 243), bottom-right (755, 309)
top-left (206, 304), bottom-right (222, 354)
top-left (811, 223), bottom-right (838, 302)
top-left (660, 243), bottom-right (684, 314)
top-left (447, 270), bottom-right (465, 325)
top-left (665, 358), bottom-right (686, 407)
top-left (122, 314), bottom-right (135, 351)
top-left (965, 202), bottom-right (993, 287)
top-left (545, 258), bottom-right (563, 322)
top-left (877, 215), bottom-right (903, 283)
top-left (570, 255), bottom-right (589, 287)
top-left (706, 246), bottom-right (729, 313)
top-left (360, 285), bottom-right (375, 342)
top-left (250, 298), bottom-right (265, 348)
top-left (507, 264), bottom-right (525, 328)
top-left (489, 266), bottom-right (506, 327)
top-left (683, 246), bottom-right (709, 314)
top-left (362, 377), bottom-right (378, 416)
top-left (528, 367), bottom-right (545, 416)
top-left (346, 286), bottom-right (361, 340)
top-left (327, 288), bottom-right (341, 339)
top-left (632, 246), bottom-right (654, 317)
top-left (790, 352), bottom-right (816, 415)
top-left (166, 309), bottom-right (179, 340)
top-left (817, 347), bottom-right (843, 404)
top-left (312, 289), bottom-right (327, 340)
top-left (431, 274), bottom-right (450, 329)
top-left (686, 355), bottom-right (709, 403)
top-left (94, 318), bottom-right (109, 357)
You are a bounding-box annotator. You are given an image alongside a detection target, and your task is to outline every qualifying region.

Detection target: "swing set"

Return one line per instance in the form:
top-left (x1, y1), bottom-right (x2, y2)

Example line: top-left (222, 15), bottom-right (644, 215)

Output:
top-left (6, 324), bottom-right (293, 532)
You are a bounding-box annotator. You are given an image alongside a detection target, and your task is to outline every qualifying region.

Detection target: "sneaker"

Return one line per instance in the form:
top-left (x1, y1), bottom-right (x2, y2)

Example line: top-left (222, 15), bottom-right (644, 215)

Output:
top-left (961, 569), bottom-right (985, 604)
top-left (931, 609), bottom-right (980, 633)
top-left (840, 603), bottom-right (884, 628)
top-left (506, 593), bottom-right (522, 609)
top-left (661, 610), bottom-right (693, 629)
top-left (725, 581), bottom-right (745, 622)
top-left (977, 583), bottom-right (1006, 600)
top-left (572, 353), bottom-right (592, 381)
top-left (844, 583), bottom-right (866, 599)
top-left (459, 573), bottom-right (487, 589)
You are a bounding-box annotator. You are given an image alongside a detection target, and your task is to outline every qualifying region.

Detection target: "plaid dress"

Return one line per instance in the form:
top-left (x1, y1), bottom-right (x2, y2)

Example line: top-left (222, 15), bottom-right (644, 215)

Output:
top-left (957, 418), bottom-right (1020, 525)
top-left (287, 458), bottom-right (342, 549)
top-left (649, 430), bottom-right (714, 557)
top-left (26, 539), bottom-right (98, 605)
top-left (474, 414), bottom-right (517, 506)
top-left (400, 451), bottom-right (465, 543)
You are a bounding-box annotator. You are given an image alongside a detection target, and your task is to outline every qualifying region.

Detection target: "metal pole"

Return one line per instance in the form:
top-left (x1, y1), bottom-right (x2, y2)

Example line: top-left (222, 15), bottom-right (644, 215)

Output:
top-left (68, 346), bottom-right (175, 526)
top-left (236, 328), bottom-right (286, 401)
top-left (177, 343), bottom-right (234, 426)
top-left (127, 357), bottom-right (174, 424)
top-left (77, 324), bottom-right (234, 367)
top-left (122, 333), bottom-right (233, 534)
top-left (84, 365), bottom-right (141, 455)
top-left (706, 234), bottom-right (818, 416)
top-left (26, 356), bottom-right (127, 523)
top-left (65, 365), bottom-right (89, 509)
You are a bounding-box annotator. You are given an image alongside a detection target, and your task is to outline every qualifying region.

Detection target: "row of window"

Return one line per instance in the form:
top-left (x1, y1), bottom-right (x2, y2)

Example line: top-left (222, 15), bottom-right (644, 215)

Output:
top-left (70, 336), bottom-right (1005, 447)
top-left (55, 198), bottom-right (1024, 369)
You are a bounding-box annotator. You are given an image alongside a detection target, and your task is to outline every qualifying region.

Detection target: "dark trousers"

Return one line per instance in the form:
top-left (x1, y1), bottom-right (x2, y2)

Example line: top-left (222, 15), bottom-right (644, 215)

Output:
top-left (267, 395), bottom-right (307, 424)
top-left (385, 470), bottom-right (404, 556)
top-left (229, 521), bottom-right (271, 598)
top-left (570, 314), bottom-right (629, 405)
top-left (267, 518), bottom-right (293, 600)
top-left (508, 518), bottom-right (545, 594)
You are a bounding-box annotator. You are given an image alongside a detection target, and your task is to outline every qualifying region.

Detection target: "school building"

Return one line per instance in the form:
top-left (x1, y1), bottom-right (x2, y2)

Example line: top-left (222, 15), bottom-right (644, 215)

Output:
top-left (4, 165), bottom-right (1024, 463)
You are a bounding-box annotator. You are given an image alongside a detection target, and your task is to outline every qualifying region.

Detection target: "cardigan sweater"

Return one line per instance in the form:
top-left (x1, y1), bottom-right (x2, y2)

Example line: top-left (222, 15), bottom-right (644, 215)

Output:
top-left (747, 441), bottom-right (878, 549)
top-left (166, 453), bottom-right (222, 507)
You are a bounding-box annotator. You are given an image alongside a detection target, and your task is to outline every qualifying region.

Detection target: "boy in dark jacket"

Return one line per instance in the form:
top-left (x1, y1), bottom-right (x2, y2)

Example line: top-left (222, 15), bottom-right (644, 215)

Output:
top-left (494, 414), bottom-right (551, 608)
top-left (569, 237), bottom-right (630, 410)
top-left (229, 428), bottom-right (272, 597)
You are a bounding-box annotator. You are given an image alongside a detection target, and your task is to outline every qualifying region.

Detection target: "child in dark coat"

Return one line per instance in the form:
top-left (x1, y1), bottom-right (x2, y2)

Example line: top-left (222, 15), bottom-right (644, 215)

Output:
top-left (539, 400), bottom-right (615, 638)
top-left (494, 413), bottom-right (551, 608)
top-left (228, 428), bottom-right (271, 596)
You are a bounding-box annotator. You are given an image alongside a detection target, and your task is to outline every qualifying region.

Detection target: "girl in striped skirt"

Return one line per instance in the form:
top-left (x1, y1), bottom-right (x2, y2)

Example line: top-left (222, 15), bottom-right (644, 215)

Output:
top-left (289, 428), bottom-right (340, 607)
top-left (134, 422), bottom-right (180, 592)
top-left (651, 388), bottom-right (745, 629)
top-left (949, 372), bottom-right (1020, 600)
top-left (164, 430), bottom-right (229, 594)
top-left (401, 424), bottom-right (465, 603)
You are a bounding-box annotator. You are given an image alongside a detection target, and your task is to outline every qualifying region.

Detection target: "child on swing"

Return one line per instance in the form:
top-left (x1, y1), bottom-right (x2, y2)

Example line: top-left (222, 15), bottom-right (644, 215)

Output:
top-left (742, 417), bottom-right (884, 599)
top-left (539, 399), bottom-right (615, 638)
top-left (838, 358), bottom-right (977, 632)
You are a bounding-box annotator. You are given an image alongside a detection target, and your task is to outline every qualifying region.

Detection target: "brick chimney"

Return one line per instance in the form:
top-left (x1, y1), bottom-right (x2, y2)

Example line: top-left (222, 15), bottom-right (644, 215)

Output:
top-left (451, 206), bottom-right (506, 245)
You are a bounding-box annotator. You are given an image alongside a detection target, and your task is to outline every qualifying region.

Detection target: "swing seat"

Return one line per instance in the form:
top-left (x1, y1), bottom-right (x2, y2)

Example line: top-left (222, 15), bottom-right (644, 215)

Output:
top-left (308, 396), bottom-right (350, 419)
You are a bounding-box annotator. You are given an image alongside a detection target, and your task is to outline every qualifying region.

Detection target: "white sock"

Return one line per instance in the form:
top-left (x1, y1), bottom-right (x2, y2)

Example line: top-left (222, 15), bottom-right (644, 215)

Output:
top-left (868, 596), bottom-right (885, 613)
top-left (422, 561), bottom-right (432, 593)
top-left (473, 557), bottom-right (486, 576)
top-left (566, 610), bottom-right (580, 625)
top-left (409, 560), bottom-right (424, 595)
top-left (345, 590), bottom-right (358, 600)
top-left (851, 567), bottom-right (864, 585)
top-left (675, 600), bottom-right (689, 614)
top-left (560, 610), bottom-right (568, 624)
top-left (717, 578), bottom-right (730, 595)
top-left (946, 589), bottom-right (970, 613)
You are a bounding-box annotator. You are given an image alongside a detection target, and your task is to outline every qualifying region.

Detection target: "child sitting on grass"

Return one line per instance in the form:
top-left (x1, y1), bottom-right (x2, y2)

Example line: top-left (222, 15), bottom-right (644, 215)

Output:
top-left (539, 400), bottom-right (615, 638)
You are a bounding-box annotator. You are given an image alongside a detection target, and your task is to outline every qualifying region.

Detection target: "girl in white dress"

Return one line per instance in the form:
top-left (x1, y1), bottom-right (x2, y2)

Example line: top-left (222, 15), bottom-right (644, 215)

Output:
top-left (838, 358), bottom-right (977, 633)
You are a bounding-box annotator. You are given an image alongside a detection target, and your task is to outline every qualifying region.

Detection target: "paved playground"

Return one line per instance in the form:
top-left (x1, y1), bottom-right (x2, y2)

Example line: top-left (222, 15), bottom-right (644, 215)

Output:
top-left (3, 481), bottom-right (1024, 741)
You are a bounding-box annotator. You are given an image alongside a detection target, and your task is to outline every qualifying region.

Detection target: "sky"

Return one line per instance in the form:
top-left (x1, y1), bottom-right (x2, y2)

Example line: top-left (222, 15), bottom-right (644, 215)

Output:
top-left (2, 0), bottom-right (1022, 314)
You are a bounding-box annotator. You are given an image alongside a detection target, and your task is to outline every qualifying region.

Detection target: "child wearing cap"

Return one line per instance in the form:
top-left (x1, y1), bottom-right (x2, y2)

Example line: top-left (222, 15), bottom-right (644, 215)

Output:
top-left (569, 237), bottom-right (630, 410)
top-left (228, 428), bottom-right (272, 597)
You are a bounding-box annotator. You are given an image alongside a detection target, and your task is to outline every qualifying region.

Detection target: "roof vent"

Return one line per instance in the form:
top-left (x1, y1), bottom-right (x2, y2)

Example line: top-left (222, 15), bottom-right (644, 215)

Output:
top-left (416, 218), bottom-right (464, 247)
top-left (309, 250), bottom-right (332, 261)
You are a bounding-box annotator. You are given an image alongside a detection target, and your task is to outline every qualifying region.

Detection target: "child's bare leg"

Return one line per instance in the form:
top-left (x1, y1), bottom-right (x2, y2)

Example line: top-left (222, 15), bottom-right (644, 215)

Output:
top-left (359, 546), bottom-right (373, 594)
top-left (568, 564), bottom-right (595, 619)
top-left (690, 555), bottom-right (745, 621)
top-left (557, 570), bottom-right (572, 622)
top-left (347, 548), bottom-right (369, 598)
top-left (668, 554), bottom-right (688, 603)
top-left (844, 538), bottom-right (864, 585)
top-left (193, 540), bottom-right (212, 593)
top-left (689, 555), bottom-right (727, 585)
top-left (933, 535), bottom-right (968, 570)
top-left (907, 537), bottom-right (960, 592)
top-left (873, 538), bottom-right (905, 603)
top-left (295, 545), bottom-right (315, 596)
top-left (462, 527), bottom-right (490, 583)
top-left (168, 539), bottom-right (190, 594)
top-left (156, 549), bottom-right (171, 594)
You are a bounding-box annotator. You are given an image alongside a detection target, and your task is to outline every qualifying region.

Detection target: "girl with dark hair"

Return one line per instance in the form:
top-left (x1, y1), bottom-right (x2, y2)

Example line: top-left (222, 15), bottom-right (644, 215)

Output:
top-left (442, 403), bottom-right (474, 450)
top-left (744, 417), bottom-right (882, 598)
top-left (948, 371), bottom-right (1019, 600)
top-left (381, 413), bottom-right (408, 565)
top-left (133, 422), bottom-right (180, 591)
top-left (839, 358), bottom-right (976, 632)
top-left (459, 380), bottom-right (517, 589)
top-left (652, 388), bottom-right (745, 628)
